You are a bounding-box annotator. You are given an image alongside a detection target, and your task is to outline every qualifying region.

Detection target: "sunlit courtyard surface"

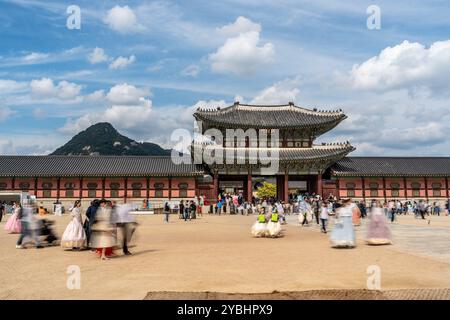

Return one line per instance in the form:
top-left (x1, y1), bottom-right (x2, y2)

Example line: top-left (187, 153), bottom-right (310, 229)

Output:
top-left (1, 213), bottom-right (450, 299)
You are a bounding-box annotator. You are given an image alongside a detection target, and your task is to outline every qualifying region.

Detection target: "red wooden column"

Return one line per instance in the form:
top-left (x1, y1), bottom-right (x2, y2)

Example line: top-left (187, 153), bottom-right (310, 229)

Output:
top-left (317, 174), bottom-right (323, 199)
top-left (168, 177), bottom-right (172, 200)
top-left (247, 169), bottom-right (252, 203)
top-left (361, 177), bottom-right (366, 201)
top-left (124, 177), bottom-right (128, 203)
top-left (382, 177), bottom-right (387, 202)
top-left (146, 177), bottom-right (150, 203)
top-left (446, 177), bottom-right (449, 199)
top-left (34, 177), bottom-right (38, 197)
top-left (403, 177), bottom-right (408, 200)
top-left (79, 177), bottom-right (83, 200)
top-left (56, 177), bottom-right (61, 201)
top-left (213, 170), bottom-right (219, 200)
top-left (101, 177), bottom-right (106, 199)
top-left (424, 177), bottom-right (429, 201)
top-left (284, 170), bottom-right (289, 203)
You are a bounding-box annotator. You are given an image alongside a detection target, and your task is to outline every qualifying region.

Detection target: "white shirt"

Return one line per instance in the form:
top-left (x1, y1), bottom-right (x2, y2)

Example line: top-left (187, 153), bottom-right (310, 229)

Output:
top-left (320, 207), bottom-right (329, 219)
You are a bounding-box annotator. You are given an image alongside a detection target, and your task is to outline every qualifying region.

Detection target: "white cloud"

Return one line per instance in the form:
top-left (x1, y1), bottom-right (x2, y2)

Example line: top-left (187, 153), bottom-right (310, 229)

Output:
top-left (181, 64), bottom-right (200, 77)
top-left (30, 78), bottom-right (82, 100)
top-left (86, 90), bottom-right (105, 101)
top-left (88, 47), bottom-right (109, 64)
top-left (22, 52), bottom-right (49, 62)
top-left (374, 122), bottom-right (445, 150)
top-left (0, 139), bottom-right (15, 155)
top-left (59, 83), bottom-right (153, 136)
top-left (0, 79), bottom-right (28, 93)
top-left (104, 5), bottom-right (143, 34)
top-left (106, 83), bottom-right (150, 105)
top-left (109, 55), bottom-right (136, 70)
top-left (209, 17), bottom-right (274, 76)
top-left (0, 107), bottom-right (15, 121)
top-left (217, 16), bottom-right (260, 37)
top-left (251, 77), bottom-right (301, 104)
top-left (350, 40), bottom-right (450, 93)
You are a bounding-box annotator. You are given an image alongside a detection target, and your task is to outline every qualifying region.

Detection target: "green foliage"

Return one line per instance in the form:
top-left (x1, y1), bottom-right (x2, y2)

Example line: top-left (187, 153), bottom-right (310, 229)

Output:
top-left (51, 122), bottom-right (171, 156)
top-left (256, 182), bottom-right (276, 199)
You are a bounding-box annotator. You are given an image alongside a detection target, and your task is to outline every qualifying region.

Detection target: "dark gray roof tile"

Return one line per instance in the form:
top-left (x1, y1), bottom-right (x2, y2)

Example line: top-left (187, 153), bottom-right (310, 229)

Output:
top-left (0, 156), bottom-right (204, 177)
top-left (332, 157), bottom-right (450, 177)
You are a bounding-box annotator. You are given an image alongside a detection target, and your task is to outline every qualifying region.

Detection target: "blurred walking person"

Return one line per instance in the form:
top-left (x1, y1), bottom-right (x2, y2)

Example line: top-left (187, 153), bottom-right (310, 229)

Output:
top-left (90, 199), bottom-right (116, 260)
top-left (330, 198), bottom-right (356, 248)
top-left (113, 203), bottom-right (136, 256)
top-left (366, 201), bottom-right (392, 245)
top-left (16, 203), bottom-right (42, 249)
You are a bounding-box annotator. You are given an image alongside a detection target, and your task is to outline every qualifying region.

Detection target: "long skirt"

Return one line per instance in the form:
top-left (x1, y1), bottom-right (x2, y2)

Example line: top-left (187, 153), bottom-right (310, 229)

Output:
top-left (267, 221), bottom-right (282, 237)
top-left (330, 216), bottom-right (356, 248)
top-left (90, 228), bottom-right (117, 249)
top-left (4, 213), bottom-right (21, 234)
top-left (61, 219), bottom-right (86, 248)
top-left (251, 222), bottom-right (268, 237)
top-left (366, 215), bottom-right (392, 245)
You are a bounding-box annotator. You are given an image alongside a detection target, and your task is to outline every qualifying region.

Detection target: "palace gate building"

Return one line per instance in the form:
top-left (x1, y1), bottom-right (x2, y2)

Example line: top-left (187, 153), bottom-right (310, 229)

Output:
top-left (1, 102), bottom-right (450, 209)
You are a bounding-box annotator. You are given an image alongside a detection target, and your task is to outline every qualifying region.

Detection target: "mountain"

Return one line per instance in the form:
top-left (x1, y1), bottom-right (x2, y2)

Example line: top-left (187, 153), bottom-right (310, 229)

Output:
top-left (51, 122), bottom-right (171, 156)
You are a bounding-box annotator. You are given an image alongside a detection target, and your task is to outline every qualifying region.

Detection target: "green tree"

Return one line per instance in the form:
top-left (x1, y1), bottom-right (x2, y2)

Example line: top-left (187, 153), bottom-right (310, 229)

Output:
top-left (256, 182), bottom-right (276, 199)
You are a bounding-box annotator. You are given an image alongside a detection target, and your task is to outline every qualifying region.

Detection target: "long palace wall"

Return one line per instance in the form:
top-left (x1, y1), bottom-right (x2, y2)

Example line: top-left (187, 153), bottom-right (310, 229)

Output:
top-left (0, 176), bottom-right (198, 209)
top-left (336, 177), bottom-right (450, 202)
top-left (2, 174), bottom-right (449, 211)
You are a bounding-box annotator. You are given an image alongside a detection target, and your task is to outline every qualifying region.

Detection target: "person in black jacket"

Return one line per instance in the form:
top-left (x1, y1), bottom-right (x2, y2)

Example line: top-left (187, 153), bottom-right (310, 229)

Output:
top-left (84, 199), bottom-right (99, 248)
top-left (189, 201), bottom-right (197, 219)
top-left (0, 201), bottom-right (4, 222)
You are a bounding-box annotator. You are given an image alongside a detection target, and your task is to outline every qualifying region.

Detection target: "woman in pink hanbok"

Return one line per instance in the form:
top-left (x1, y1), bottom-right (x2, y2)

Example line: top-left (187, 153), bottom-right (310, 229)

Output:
top-left (366, 201), bottom-right (392, 245)
top-left (4, 203), bottom-right (22, 234)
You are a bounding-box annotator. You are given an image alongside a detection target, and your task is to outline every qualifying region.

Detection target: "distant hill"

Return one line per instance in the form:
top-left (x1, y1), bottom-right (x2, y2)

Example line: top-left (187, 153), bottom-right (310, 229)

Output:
top-left (51, 122), bottom-right (171, 156)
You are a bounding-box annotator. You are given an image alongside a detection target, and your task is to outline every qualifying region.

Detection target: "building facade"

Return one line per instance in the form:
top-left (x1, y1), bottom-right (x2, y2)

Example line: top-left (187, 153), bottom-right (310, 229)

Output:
top-left (1, 103), bottom-right (450, 209)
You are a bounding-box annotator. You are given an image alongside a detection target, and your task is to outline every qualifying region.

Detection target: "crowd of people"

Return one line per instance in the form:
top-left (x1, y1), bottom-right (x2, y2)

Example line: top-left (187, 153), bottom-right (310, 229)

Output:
top-left (3, 199), bottom-right (137, 260)
top-left (2, 192), bottom-right (449, 255)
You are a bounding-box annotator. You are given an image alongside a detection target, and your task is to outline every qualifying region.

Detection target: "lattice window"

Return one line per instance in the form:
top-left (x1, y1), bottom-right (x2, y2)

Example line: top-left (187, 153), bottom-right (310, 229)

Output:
top-left (369, 182), bottom-right (379, 197)
top-left (19, 182), bottom-right (30, 191)
top-left (411, 182), bottom-right (421, 197)
top-left (390, 182), bottom-right (400, 197)
top-left (345, 183), bottom-right (356, 197)
top-left (179, 183), bottom-right (188, 198)
top-left (432, 183), bottom-right (442, 197)
top-left (155, 183), bottom-right (164, 198)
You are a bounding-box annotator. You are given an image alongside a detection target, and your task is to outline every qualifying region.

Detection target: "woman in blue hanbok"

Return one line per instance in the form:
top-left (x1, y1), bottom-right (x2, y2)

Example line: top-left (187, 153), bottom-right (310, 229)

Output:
top-left (330, 198), bottom-right (356, 248)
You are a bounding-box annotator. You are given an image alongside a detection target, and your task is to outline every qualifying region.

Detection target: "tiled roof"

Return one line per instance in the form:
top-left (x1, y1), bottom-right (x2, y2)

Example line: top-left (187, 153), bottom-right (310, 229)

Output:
top-left (0, 156), bottom-right (204, 177)
top-left (194, 102), bottom-right (346, 131)
top-left (193, 144), bottom-right (355, 164)
top-left (332, 157), bottom-right (450, 177)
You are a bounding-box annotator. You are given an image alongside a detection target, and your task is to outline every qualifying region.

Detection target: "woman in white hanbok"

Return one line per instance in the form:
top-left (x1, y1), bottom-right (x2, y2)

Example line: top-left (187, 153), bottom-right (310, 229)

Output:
top-left (251, 209), bottom-right (268, 237)
top-left (330, 198), bottom-right (356, 248)
top-left (267, 208), bottom-right (282, 237)
top-left (61, 200), bottom-right (86, 249)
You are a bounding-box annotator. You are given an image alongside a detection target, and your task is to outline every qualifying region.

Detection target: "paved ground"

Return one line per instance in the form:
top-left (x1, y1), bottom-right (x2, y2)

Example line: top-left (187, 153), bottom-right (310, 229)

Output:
top-left (145, 288), bottom-right (450, 300)
top-left (1, 213), bottom-right (450, 299)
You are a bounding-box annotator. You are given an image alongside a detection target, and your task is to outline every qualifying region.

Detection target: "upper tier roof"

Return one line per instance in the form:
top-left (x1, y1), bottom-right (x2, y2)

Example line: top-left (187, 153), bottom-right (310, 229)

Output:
top-left (0, 156), bottom-right (204, 177)
top-left (194, 102), bottom-right (346, 133)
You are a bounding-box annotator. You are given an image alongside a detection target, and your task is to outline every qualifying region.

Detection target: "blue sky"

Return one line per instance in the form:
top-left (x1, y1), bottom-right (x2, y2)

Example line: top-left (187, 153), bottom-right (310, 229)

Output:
top-left (1, 0), bottom-right (450, 155)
